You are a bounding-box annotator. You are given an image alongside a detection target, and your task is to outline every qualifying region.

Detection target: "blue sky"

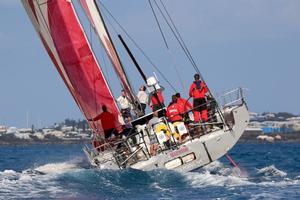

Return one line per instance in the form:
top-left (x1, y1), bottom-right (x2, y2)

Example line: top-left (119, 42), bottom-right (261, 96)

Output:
top-left (0, 0), bottom-right (300, 128)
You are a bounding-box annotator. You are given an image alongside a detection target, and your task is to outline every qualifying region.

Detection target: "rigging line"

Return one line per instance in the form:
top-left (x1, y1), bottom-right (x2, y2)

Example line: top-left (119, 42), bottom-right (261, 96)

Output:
top-left (148, 0), bottom-right (169, 49)
top-left (149, 0), bottom-right (185, 92)
top-left (152, 0), bottom-right (199, 74)
top-left (96, 0), bottom-right (177, 92)
top-left (156, 0), bottom-right (226, 125)
top-left (157, 0), bottom-right (200, 75)
top-left (154, 0), bottom-right (224, 121)
top-left (159, 0), bottom-right (201, 75)
top-left (167, 50), bottom-right (186, 92)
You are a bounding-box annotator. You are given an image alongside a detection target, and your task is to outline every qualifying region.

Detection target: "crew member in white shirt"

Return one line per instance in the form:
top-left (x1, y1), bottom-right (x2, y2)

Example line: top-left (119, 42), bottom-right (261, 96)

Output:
top-left (137, 85), bottom-right (148, 115)
top-left (117, 90), bottom-right (132, 121)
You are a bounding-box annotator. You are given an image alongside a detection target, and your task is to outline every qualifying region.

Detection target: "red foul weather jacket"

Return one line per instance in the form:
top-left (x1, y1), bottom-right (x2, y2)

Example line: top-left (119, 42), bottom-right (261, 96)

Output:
top-left (93, 112), bottom-right (116, 131)
top-left (166, 103), bottom-right (184, 122)
top-left (151, 90), bottom-right (164, 106)
top-left (177, 97), bottom-right (193, 112)
top-left (189, 80), bottom-right (208, 99)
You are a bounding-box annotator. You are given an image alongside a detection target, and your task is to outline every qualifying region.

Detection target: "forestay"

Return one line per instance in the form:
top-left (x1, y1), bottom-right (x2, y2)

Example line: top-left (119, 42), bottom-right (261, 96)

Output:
top-left (22, 0), bottom-right (121, 134)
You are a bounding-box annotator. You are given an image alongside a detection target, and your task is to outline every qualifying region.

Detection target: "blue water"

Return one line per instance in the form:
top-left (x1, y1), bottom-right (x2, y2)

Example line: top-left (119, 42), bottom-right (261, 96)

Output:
top-left (0, 143), bottom-right (300, 199)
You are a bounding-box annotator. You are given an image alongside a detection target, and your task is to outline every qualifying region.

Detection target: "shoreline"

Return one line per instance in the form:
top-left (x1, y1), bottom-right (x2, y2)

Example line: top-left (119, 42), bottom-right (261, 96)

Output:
top-left (0, 139), bottom-right (91, 146)
top-left (239, 131), bottom-right (300, 143)
top-left (1, 132), bottom-right (300, 146)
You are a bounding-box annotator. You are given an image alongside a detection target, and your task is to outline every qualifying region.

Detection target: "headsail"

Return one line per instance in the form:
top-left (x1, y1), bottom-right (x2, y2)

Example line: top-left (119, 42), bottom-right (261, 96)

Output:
top-left (22, 0), bottom-right (121, 134)
top-left (79, 0), bottom-right (138, 108)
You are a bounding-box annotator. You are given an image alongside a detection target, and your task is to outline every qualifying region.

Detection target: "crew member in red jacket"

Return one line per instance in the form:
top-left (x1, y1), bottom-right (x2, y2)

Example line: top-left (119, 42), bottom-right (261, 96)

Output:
top-left (150, 89), bottom-right (165, 112)
top-left (189, 74), bottom-right (208, 122)
top-left (175, 93), bottom-right (192, 113)
top-left (175, 92), bottom-right (193, 121)
top-left (166, 95), bottom-right (184, 123)
top-left (89, 105), bottom-right (117, 139)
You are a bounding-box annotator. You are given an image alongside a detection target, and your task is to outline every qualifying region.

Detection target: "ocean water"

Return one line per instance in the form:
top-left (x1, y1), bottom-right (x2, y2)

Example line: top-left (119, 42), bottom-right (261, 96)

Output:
top-left (0, 143), bottom-right (299, 200)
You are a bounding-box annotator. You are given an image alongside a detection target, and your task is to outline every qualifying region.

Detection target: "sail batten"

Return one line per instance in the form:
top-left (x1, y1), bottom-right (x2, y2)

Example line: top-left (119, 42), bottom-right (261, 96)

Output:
top-left (80, 0), bottom-right (137, 106)
top-left (22, 0), bottom-right (121, 134)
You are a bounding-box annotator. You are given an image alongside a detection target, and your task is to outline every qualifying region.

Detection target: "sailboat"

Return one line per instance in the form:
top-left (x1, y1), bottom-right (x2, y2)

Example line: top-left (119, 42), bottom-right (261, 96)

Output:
top-left (22, 0), bottom-right (249, 172)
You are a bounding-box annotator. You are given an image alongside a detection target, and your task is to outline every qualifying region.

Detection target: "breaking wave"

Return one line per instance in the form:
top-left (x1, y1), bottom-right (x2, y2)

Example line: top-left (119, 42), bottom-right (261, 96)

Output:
top-left (0, 160), bottom-right (84, 199)
top-left (257, 165), bottom-right (287, 177)
top-left (184, 161), bottom-right (300, 192)
top-left (0, 159), bottom-right (299, 199)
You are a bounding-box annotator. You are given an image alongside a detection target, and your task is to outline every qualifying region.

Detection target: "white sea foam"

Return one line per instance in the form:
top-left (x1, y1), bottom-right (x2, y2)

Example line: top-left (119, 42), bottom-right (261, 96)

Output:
top-left (0, 161), bottom-right (81, 199)
top-left (183, 161), bottom-right (251, 187)
top-left (185, 171), bottom-right (252, 188)
top-left (258, 178), bottom-right (300, 187)
top-left (184, 162), bottom-right (298, 189)
top-left (257, 165), bottom-right (287, 177)
top-left (34, 162), bottom-right (78, 174)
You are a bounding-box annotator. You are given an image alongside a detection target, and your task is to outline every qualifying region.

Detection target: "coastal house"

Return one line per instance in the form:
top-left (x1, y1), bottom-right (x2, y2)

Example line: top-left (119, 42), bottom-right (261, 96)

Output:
top-left (249, 121), bottom-right (294, 134)
top-left (0, 126), bottom-right (7, 135)
top-left (45, 130), bottom-right (65, 139)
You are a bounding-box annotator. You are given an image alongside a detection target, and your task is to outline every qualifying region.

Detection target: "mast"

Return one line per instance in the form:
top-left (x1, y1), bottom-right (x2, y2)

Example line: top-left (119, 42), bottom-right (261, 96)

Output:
top-left (79, 0), bottom-right (141, 115)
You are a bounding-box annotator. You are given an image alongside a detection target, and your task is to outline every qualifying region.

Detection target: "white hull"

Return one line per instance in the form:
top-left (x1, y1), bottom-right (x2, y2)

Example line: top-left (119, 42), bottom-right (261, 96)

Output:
top-left (84, 102), bottom-right (249, 173)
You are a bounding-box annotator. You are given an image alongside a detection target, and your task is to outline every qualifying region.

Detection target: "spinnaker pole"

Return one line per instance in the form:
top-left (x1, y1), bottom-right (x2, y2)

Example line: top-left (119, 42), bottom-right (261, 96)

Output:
top-left (118, 35), bottom-right (147, 83)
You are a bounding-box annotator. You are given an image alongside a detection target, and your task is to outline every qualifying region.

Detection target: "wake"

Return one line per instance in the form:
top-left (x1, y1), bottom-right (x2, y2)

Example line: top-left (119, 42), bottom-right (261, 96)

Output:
top-left (0, 160), bottom-right (84, 199)
top-left (184, 161), bottom-right (299, 188)
top-left (0, 159), bottom-right (299, 199)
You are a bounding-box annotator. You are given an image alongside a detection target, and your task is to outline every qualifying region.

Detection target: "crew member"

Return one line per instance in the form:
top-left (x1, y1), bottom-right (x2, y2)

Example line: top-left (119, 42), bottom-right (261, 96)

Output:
top-left (147, 111), bottom-right (160, 156)
top-left (117, 90), bottom-right (132, 121)
top-left (150, 89), bottom-right (165, 112)
top-left (137, 85), bottom-right (148, 115)
top-left (189, 74), bottom-right (208, 122)
top-left (89, 105), bottom-right (117, 139)
top-left (175, 93), bottom-right (193, 119)
top-left (166, 95), bottom-right (184, 123)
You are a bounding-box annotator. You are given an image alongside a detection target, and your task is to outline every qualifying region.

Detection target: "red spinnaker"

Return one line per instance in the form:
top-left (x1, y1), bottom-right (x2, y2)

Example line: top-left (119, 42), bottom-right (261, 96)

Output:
top-left (22, 0), bottom-right (122, 134)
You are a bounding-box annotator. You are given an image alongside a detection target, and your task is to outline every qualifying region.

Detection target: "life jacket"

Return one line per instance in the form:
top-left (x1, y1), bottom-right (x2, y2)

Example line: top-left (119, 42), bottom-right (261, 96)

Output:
top-left (151, 90), bottom-right (164, 105)
top-left (166, 103), bottom-right (183, 122)
top-left (195, 80), bottom-right (202, 90)
top-left (189, 80), bottom-right (208, 99)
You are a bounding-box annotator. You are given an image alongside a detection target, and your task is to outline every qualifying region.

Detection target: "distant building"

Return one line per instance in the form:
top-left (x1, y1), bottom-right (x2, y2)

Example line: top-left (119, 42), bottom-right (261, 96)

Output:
top-left (6, 127), bottom-right (18, 135)
top-left (45, 130), bottom-right (65, 139)
top-left (61, 126), bottom-right (74, 132)
top-left (0, 126), bottom-right (7, 135)
top-left (249, 121), bottom-right (293, 134)
top-left (18, 128), bottom-right (33, 133)
top-left (33, 132), bottom-right (45, 140)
